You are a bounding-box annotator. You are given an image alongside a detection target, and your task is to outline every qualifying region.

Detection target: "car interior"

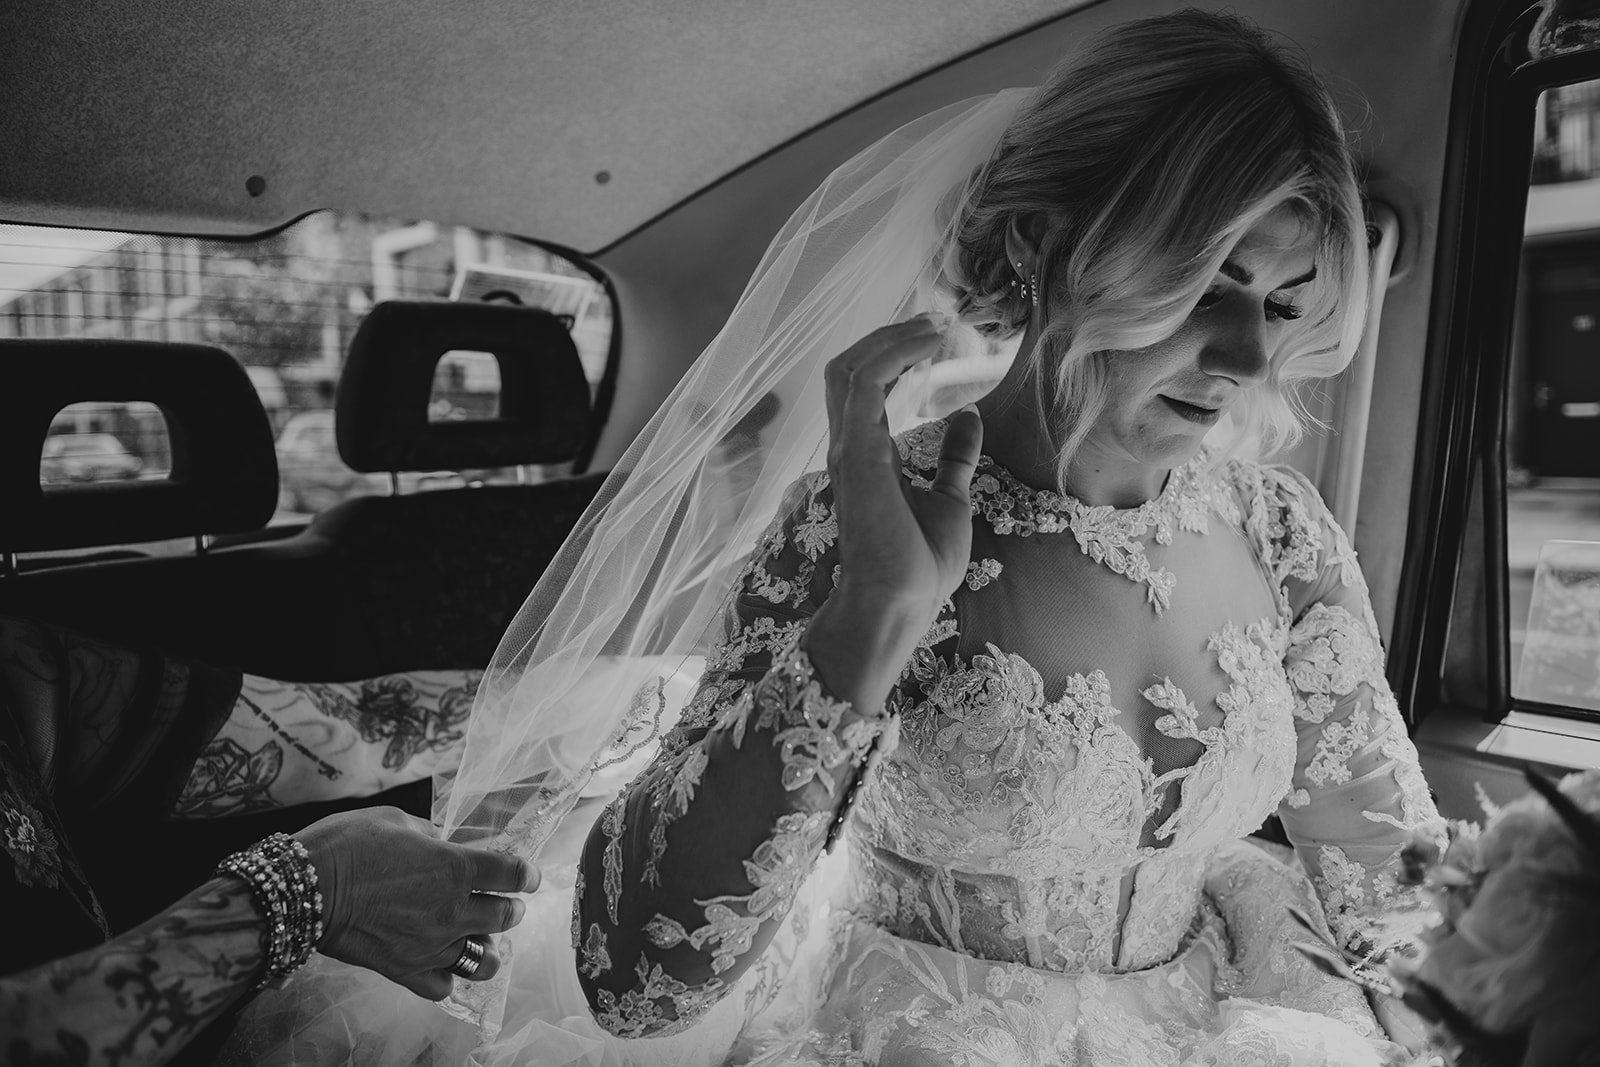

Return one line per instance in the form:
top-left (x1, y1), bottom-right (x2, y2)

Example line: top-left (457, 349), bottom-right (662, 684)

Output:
top-left (2, 0), bottom-right (1599, 1012)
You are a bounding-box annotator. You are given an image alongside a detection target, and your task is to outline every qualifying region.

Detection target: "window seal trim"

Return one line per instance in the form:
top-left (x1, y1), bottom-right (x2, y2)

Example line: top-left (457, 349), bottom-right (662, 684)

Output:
top-left (1418, 701), bottom-right (1600, 774)
top-left (504, 234), bottom-right (623, 474)
top-left (1394, 0), bottom-right (1600, 730)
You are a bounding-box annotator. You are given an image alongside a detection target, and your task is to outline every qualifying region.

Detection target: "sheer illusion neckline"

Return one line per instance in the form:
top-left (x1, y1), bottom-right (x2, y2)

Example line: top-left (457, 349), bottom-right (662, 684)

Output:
top-left (970, 448), bottom-right (1210, 530)
top-left (899, 421), bottom-right (1221, 613)
top-left (903, 419), bottom-right (1211, 529)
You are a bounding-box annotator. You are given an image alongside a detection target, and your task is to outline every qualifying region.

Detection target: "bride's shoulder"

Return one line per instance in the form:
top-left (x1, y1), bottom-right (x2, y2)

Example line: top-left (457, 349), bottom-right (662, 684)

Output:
top-left (1215, 456), bottom-right (1327, 517)
top-left (1215, 457), bottom-right (1339, 582)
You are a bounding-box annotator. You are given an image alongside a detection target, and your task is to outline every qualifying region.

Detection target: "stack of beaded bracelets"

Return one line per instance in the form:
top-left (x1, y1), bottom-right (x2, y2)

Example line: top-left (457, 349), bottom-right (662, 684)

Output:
top-left (215, 831), bottom-right (325, 990)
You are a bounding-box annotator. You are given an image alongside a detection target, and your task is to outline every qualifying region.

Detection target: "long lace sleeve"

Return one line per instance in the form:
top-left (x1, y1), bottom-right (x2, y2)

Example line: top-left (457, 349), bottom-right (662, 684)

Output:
top-left (573, 471), bottom-right (882, 1038)
top-left (1262, 467), bottom-right (1446, 957)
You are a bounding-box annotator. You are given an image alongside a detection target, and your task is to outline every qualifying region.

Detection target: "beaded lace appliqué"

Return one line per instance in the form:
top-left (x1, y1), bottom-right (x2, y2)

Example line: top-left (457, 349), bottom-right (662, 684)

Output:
top-left (573, 439), bottom-right (1446, 1051)
top-left (898, 421), bottom-right (1219, 615)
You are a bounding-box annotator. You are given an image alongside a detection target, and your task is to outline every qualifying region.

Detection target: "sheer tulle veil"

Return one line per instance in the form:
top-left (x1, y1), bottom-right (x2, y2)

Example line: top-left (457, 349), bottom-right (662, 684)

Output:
top-left (222, 88), bottom-right (1036, 1064)
top-left (435, 87), bottom-right (1034, 1039)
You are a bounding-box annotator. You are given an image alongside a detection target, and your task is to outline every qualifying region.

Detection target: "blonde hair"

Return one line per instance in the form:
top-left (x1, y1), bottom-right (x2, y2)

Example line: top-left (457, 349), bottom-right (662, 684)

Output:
top-left (940, 9), bottom-right (1370, 484)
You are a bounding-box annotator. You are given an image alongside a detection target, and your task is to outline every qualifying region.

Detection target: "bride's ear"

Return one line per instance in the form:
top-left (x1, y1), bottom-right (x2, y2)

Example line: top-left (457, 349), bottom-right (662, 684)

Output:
top-left (1002, 212), bottom-right (1049, 277)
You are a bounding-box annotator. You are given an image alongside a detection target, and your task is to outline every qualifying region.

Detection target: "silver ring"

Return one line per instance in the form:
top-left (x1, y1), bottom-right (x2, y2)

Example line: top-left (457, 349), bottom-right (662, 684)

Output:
top-left (449, 935), bottom-right (486, 979)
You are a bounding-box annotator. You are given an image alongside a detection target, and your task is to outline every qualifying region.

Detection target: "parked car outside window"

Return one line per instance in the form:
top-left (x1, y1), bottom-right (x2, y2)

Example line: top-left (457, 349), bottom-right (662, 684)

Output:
top-left (39, 432), bottom-right (142, 484)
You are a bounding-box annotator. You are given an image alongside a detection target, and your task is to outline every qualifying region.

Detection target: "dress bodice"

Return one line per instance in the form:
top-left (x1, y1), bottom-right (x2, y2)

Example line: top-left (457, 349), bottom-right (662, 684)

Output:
top-left (844, 423), bottom-right (1301, 972)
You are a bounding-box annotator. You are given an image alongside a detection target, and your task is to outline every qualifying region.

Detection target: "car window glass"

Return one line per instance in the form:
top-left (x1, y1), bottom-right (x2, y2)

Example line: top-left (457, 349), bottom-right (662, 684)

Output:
top-left (0, 213), bottom-right (613, 525)
top-left (39, 401), bottom-right (173, 486)
top-left (1507, 78), bottom-right (1600, 709)
top-left (430, 350), bottom-right (503, 423)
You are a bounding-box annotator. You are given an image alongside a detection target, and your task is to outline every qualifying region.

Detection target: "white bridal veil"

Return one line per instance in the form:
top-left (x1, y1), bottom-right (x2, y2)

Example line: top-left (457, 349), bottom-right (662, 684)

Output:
top-left (225, 86), bottom-right (1037, 1065)
top-left (436, 87), bottom-right (1035, 1039)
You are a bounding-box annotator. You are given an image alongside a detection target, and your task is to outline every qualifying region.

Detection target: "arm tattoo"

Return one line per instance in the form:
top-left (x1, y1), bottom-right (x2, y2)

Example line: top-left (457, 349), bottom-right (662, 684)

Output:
top-left (239, 696), bottom-right (341, 782)
top-left (175, 670), bottom-right (481, 815)
top-left (1, 877), bottom-right (263, 1066)
top-left (305, 677), bottom-right (477, 770)
top-left (170, 737), bottom-right (287, 819)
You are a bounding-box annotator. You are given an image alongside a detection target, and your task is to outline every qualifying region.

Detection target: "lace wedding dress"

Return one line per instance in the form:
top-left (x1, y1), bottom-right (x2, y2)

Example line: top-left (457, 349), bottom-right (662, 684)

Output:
top-left (506, 420), bottom-right (1441, 1067)
top-left (227, 421), bottom-right (1437, 1066)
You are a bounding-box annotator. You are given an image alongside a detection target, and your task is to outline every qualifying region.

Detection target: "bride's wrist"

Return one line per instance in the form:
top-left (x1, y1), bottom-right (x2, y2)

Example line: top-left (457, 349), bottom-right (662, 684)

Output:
top-left (801, 594), bottom-right (928, 714)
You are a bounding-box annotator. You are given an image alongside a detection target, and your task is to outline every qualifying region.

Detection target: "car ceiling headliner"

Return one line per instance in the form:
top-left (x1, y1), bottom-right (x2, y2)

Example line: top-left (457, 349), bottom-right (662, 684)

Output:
top-left (0, 0), bottom-right (1100, 252)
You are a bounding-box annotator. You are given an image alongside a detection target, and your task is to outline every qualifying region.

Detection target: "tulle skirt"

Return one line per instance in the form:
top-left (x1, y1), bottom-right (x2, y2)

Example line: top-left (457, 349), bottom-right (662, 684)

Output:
top-left (221, 839), bottom-right (1405, 1067)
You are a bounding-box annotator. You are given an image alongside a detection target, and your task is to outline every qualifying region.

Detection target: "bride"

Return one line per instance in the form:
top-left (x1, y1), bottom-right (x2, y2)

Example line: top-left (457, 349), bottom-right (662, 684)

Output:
top-left (236, 8), bottom-right (1444, 1066)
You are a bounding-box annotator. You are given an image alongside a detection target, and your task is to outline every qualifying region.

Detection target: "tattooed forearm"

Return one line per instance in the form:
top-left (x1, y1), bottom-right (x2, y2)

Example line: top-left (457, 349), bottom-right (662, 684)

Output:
top-left (1, 877), bottom-right (263, 1067)
top-left (174, 670), bottom-right (481, 816)
top-left (171, 737), bottom-right (287, 818)
top-left (303, 675), bottom-right (478, 770)
top-left (241, 696), bottom-right (341, 781)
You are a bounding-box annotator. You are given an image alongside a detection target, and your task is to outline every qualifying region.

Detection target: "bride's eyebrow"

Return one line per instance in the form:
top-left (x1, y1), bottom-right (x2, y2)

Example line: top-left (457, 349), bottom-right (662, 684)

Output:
top-left (1219, 261), bottom-right (1318, 289)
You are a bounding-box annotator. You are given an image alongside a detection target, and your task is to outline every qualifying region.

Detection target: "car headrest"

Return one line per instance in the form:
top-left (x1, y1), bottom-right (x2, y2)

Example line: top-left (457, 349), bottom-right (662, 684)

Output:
top-left (336, 301), bottom-right (592, 473)
top-left (0, 340), bottom-right (280, 552)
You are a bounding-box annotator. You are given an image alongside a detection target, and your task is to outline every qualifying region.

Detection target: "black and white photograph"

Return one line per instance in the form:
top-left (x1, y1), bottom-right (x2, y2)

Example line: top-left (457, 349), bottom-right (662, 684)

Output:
top-left (2, 2), bottom-right (1600, 1065)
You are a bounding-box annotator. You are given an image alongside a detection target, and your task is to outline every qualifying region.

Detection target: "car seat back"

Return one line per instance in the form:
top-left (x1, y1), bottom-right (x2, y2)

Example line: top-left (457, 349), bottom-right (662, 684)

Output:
top-left (307, 300), bottom-right (607, 674)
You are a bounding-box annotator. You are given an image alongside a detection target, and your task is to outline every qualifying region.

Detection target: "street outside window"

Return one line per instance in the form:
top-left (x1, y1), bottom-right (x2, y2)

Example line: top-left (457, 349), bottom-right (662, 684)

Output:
top-left (0, 213), bottom-right (613, 527)
top-left (1506, 79), bottom-right (1600, 712)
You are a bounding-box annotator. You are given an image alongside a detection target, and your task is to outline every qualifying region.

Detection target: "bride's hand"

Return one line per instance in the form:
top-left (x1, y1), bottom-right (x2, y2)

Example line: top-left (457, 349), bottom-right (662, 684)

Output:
top-left (824, 315), bottom-right (982, 615)
top-left (803, 316), bottom-right (983, 707)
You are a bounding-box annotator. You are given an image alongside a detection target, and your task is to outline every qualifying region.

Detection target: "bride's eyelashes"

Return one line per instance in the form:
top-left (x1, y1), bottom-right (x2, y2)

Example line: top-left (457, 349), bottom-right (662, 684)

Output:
top-left (1266, 298), bottom-right (1304, 321)
top-left (1193, 286), bottom-right (1304, 322)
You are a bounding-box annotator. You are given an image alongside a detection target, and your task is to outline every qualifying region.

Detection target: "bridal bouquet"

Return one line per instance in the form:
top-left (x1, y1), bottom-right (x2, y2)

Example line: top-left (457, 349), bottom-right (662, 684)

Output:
top-left (1298, 768), bottom-right (1600, 1066)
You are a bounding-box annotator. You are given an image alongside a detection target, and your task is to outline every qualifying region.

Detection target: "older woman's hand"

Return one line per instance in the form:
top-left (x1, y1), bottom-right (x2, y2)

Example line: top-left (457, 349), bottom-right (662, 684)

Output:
top-left (295, 806), bottom-right (540, 1000)
top-left (803, 316), bottom-right (983, 711)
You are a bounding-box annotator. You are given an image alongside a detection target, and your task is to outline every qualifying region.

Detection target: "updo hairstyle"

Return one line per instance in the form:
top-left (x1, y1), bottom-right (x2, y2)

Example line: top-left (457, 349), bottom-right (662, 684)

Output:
top-left (939, 8), bottom-right (1371, 479)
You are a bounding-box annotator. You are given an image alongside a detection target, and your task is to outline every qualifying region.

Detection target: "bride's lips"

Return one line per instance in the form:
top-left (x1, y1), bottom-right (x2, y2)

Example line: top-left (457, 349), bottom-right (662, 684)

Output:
top-left (1158, 395), bottom-right (1223, 425)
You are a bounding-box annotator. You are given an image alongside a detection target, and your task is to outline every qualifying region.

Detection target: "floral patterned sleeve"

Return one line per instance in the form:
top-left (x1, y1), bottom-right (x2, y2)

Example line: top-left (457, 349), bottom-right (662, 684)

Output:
top-left (573, 471), bottom-right (882, 1038)
top-left (1261, 467), bottom-right (1447, 956)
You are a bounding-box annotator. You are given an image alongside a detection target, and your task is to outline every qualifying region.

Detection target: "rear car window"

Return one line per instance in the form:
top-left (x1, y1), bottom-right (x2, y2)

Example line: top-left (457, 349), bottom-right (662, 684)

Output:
top-left (0, 212), bottom-right (613, 528)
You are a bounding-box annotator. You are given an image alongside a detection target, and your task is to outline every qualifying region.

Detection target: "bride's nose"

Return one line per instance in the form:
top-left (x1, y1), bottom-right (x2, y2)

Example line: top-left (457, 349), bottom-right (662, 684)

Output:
top-left (1196, 311), bottom-right (1270, 387)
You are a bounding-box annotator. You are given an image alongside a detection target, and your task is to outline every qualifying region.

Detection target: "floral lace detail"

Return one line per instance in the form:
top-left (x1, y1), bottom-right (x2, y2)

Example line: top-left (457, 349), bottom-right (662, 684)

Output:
top-left (898, 421), bottom-right (1225, 615)
top-left (579, 921), bottom-right (613, 980)
top-left (608, 810), bottom-right (830, 1030)
top-left (1304, 705), bottom-right (1371, 789)
top-left (965, 558), bottom-right (1003, 591)
top-left (1270, 526), bottom-right (1446, 963)
top-left (1237, 463), bottom-right (1324, 590)
top-left (644, 903), bottom-right (761, 976)
top-left (1284, 604), bottom-right (1382, 726)
top-left (852, 615), bottom-right (1297, 976)
top-left (1324, 518), bottom-right (1364, 591)
top-left (1152, 621), bottom-right (1298, 844)
top-left (571, 864), bottom-right (584, 950)
top-left (1, 790), bottom-right (62, 889)
top-left (1314, 843), bottom-right (1402, 954)
top-left (589, 957), bottom-right (728, 1039)
top-left (707, 615), bottom-right (808, 673)
top-left (599, 794), bottom-right (627, 924)
top-left (793, 487), bottom-right (839, 560)
top-left (748, 553), bottom-right (814, 607)
top-left (742, 641), bottom-right (883, 796)
top-left (641, 743), bottom-right (709, 885)
top-left (920, 597), bottom-right (960, 651)
top-left (730, 810), bottom-right (831, 917)
top-left (1378, 720), bottom-right (1439, 833)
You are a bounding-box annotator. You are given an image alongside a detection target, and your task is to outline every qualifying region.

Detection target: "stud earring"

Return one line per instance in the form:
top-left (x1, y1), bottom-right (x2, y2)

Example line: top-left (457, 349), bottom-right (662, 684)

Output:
top-left (1011, 259), bottom-right (1036, 308)
top-left (1012, 260), bottom-right (1035, 307)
